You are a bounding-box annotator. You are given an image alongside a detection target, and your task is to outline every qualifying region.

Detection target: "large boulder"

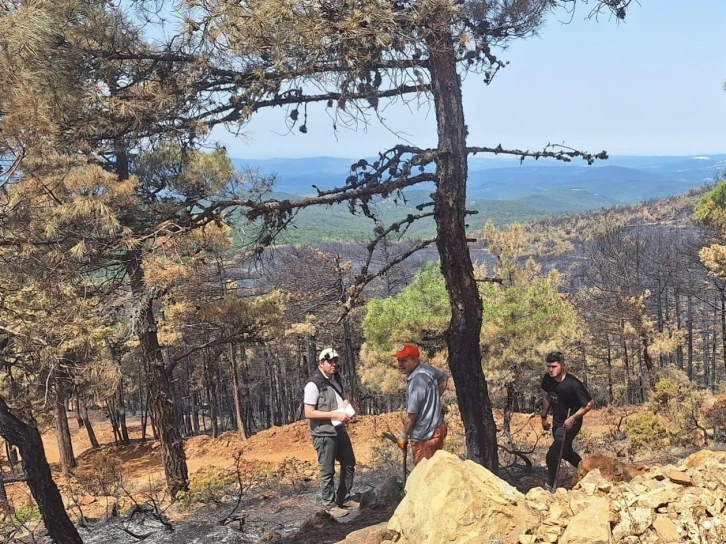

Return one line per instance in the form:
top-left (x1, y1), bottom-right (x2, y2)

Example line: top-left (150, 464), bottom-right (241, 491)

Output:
top-left (387, 450), bottom-right (538, 544)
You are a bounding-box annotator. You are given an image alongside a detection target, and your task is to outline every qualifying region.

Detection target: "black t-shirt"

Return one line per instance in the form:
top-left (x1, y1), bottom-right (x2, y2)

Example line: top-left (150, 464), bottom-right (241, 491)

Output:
top-left (541, 373), bottom-right (592, 427)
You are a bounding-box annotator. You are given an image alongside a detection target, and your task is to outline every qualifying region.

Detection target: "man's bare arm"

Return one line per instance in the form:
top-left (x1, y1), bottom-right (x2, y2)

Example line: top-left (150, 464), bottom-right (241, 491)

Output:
top-left (304, 404), bottom-right (349, 422)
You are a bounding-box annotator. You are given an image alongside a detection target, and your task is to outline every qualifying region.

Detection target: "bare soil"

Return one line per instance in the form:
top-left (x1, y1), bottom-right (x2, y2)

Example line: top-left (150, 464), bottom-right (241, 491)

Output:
top-left (2, 406), bottom-right (647, 543)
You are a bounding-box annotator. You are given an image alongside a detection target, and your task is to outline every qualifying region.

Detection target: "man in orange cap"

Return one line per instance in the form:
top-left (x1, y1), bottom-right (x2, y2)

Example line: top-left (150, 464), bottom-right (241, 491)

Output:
top-left (392, 343), bottom-right (449, 465)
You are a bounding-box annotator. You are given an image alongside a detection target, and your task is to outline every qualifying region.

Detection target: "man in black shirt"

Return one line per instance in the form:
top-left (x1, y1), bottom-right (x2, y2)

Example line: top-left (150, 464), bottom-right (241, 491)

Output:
top-left (540, 351), bottom-right (594, 491)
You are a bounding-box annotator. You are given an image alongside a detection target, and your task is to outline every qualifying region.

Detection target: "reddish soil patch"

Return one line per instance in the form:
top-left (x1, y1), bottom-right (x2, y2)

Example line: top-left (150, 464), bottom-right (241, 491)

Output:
top-left (1, 404), bottom-right (639, 520)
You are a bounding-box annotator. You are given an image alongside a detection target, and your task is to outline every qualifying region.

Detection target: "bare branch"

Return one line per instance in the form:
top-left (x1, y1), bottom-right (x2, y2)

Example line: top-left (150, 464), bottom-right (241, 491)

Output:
top-left (339, 237), bottom-right (437, 320)
top-left (467, 143), bottom-right (608, 165)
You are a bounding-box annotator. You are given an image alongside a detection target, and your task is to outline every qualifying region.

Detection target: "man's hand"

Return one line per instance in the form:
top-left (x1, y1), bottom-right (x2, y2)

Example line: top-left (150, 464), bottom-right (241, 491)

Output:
top-left (541, 416), bottom-right (551, 432)
top-left (564, 416), bottom-right (575, 430)
top-left (396, 435), bottom-right (408, 450)
top-left (330, 412), bottom-right (350, 423)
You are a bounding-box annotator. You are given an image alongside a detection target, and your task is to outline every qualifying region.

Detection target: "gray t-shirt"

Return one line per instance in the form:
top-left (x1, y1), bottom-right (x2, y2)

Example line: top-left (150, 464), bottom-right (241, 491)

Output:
top-left (406, 362), bottom-right (447, 441)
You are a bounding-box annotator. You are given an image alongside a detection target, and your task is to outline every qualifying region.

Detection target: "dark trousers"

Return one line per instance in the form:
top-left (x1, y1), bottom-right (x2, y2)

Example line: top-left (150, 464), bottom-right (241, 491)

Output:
top-left (312, 427), bottom-right (356, 508)
top-left (546, 421), bottom-right (582, 486)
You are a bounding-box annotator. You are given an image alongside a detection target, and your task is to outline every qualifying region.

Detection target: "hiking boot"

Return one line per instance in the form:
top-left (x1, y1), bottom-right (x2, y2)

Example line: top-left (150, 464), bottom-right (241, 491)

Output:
top-left (326, 506), bottom-right (350, 519)
top-left (338, 499), bottom-right (359, 510)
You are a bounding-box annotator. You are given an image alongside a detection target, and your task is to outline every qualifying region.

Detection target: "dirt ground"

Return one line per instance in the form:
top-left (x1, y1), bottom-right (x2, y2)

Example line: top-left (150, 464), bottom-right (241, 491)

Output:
top-left (1, 406), bottom-right (644, 542)
top-left (26, 405), bottom-right (624, 491)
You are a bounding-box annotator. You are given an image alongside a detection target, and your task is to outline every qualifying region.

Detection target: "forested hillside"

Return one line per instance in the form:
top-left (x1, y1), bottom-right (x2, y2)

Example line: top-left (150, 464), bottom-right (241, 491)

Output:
top-left (1, 0), bottom-right (724, 541)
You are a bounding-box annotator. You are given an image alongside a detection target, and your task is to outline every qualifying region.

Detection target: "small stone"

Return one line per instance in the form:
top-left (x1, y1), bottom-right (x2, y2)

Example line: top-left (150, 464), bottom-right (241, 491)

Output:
top-left (668, 471), bottom-right (694, 486)
top-left (79, 495), bottom-right (96, 506)
top-left (300, 510), bottom-right (336, 532)
top-left (635, 486), bottom-right (679, 509)
top-left (228, 520), bottom-right (244, 532)
top-left (708, 499), bottom-right (724, 517)
top-left (559, 496), bottom-right (611, 544)
top-left (652, 515), bottom-right (680, 542)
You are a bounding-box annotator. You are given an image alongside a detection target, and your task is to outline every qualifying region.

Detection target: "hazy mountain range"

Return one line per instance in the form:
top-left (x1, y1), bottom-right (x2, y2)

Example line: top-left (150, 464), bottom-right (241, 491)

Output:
top-left (230, 154), bottom-right (726, 243)
top-left (234, 154), bottom-right (725, 201)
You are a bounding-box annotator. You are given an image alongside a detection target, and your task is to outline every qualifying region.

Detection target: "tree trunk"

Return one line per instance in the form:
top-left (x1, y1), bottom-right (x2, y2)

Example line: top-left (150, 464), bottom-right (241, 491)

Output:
top-left (117, 380), bottom-right (130, 445)
top-left (184, 356), bottom-right (195, 436)
top-left (620, 323), bottom-right (631, 404)
top-left (640, 334), bottom-right (656, 390)
top-left (205, 358), bottom-right (219, 438)
top-left (712, 298), bottom-right (718, 392)
top-left (675, 294), bottom-right (684, 370)
top-left (656, 280), bottom-right (665, 368)
top-left (0, 471), bottom-right (6, 505)
top-left (5, 441), bottom-right (19, 475)
top-left (191, 391), bottom-right (200, 435)
top-left (342, 316), bottom-right (360, 407)
top-left (637, 350), bottom-right (646, 403)
top-left (0, 397), bottom-right (83, 544)
top-left (277, 355), bottom-right (288, 425)
top-left (140, 393), bottom-right (149, 443)
top-left (79, 400), bottom-right (100, 449)
top-left (687, 294), bottom-right (694, 378)
top-left (127, 250), bottom-right (188, 497)
top-left (427, 16), bottom-right (497, 471)
top-left (229, 345), bottom-right (248, 440)
top-left (306, 335), bottom-right (317, 377)
top-left (73, 399), bottom-right (84, 430)
top-left (703, 326), bottom-right (711, 388)
top-left (53, 377), bottom-right (76, 476)
top-left (107, 398), bottom-right (121, 446)
top-left (606, 335), bottom-right (613, 403)
top-left (139, 363), bottom-right (148, 442)
top-left (503, 380), bottom-right (515, 448)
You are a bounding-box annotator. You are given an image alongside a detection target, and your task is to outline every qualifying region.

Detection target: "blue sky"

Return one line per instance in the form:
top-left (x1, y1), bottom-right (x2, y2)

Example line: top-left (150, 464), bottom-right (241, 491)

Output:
top-left (213, 1), bottom-right (726, 160)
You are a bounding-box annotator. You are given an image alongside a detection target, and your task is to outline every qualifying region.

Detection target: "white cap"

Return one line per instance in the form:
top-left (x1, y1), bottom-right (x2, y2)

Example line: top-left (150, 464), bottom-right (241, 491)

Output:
top-left (319, 347), bottom-right (340, 361)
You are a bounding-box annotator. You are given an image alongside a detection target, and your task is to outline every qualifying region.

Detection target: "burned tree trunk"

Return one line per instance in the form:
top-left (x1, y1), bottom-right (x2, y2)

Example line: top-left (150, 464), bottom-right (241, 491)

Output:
top-left (78, 400), bottom-right (100, 449)
top-left (127, 250), bottom-right (188, 497)
top-left (5, 441), bottom-right (19, 475)
top-left (427, 17), bottom-right (498, 471)
top-left (229, 345), bottom-right (248, 440)
top-left (0, 397), bottom-right (82, 544)
top-left (342, 317), bottom-right (360, 407)
top-left (52, 376), bottom-right (76, 476)
top-left (204, 358), bottom-right (219, 438)
top-left (306, 335), bottom-right (317, 376)
top-left (116, 379), bottom-right (130, 445)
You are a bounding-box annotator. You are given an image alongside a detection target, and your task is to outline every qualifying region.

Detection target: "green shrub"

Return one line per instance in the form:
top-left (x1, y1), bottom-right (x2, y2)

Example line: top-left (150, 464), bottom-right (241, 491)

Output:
top-left (625, 410), bottom-right (669, 452)
top-left (178, 467), bottom-right (237, 509)
top-left (625, 368), bottom-right (709, 453)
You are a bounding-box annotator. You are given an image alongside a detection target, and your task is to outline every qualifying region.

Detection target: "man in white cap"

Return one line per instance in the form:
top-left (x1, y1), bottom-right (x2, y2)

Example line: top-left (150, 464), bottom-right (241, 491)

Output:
top-left (303, 347), bottom-right (356, 518)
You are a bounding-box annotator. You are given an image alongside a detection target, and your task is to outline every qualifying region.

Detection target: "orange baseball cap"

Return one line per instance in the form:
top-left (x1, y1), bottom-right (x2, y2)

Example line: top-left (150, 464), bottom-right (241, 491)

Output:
top-left (392, 343), bottom-right (420, 359)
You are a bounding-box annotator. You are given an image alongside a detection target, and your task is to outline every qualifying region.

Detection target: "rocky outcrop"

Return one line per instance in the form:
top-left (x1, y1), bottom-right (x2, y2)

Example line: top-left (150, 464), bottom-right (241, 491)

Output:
top-left (388, 451), bottom-right (539, 543)
top-left (384, 449), bottom-right (726, 544)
